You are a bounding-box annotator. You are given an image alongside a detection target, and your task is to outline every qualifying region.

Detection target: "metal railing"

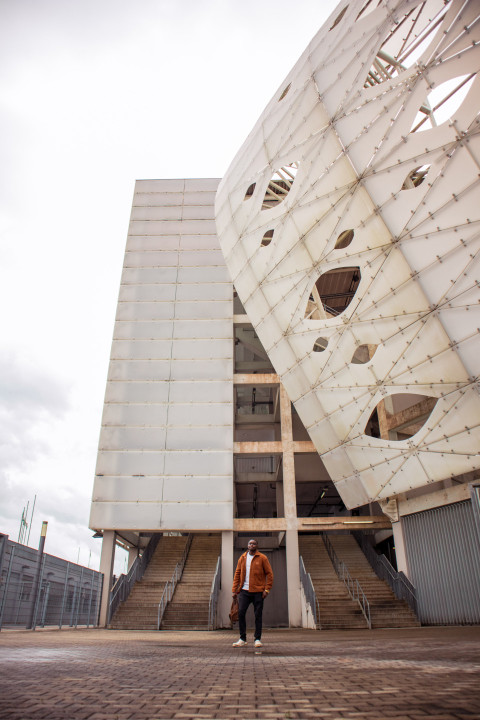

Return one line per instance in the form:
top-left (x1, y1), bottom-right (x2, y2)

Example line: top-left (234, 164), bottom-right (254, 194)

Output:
top-left (353, 531), bottom-right (417, 615)
top-left (157, 534), bottom-right (193, 629)
top-left (299, 556), bottom-right (319, 628)
top-left (322, 534), bottom-right (371, 629)
top-left (108, 534), bottom-right (161, 623)
top-left (208, 556), bottom-right (221, 630)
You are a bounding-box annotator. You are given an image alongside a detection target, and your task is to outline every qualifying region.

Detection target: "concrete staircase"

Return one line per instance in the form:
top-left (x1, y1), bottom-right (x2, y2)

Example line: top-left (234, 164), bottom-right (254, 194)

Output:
top-left (109, 535), bottom-right (188, 630)
top-left (328, 534), bottom-right (420, 629)
top-left (299, 536), bottom-right (368, 629)
top-left (160, 534), bottom-right (221, 630)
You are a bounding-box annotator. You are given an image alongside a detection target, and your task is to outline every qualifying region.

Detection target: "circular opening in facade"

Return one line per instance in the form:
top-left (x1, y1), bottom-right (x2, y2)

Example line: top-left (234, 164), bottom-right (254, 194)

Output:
top-left (313, 337), bottom-right (329, 352)
top-left (351, 344), bottom-right (377, 364)
top-left (402, 165), bottom-right (431, 190)
top-left (278, 83), bottom-right (291, 101)
top-left (330, 5), bottom-right (348, 31)
top-left (261, 230), bottom-right (274, 247)
top-left (335, 229), bottom-right (354, 249)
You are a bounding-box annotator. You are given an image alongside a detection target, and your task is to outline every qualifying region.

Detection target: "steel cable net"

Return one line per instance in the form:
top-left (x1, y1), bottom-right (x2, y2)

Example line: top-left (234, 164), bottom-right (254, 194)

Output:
top-left (215, 0), bottom-right (480, 509)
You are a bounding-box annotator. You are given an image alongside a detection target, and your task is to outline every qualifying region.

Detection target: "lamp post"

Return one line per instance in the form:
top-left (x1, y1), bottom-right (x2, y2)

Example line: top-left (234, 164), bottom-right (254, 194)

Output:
top-left (27, 521), bottom-right (48, 630)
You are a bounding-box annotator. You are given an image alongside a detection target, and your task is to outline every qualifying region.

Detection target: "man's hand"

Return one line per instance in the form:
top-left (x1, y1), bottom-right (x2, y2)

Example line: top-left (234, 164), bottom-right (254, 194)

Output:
top-left (262, 591), bottom-right (268, 599)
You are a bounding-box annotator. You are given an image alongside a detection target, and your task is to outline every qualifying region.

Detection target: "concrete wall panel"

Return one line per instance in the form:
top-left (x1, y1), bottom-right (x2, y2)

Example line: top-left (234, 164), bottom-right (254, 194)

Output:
top-left (177, 267), bottom-right (231, 283)
top-left (169, 358), bottom-right (233, 381)
top-left (163, 450), bottom-right (233, 476)
top-left (168, 380), bottom-right (232, 403)
top-left (118, 284), bottom-right (177, 302)
top-left (107, 360), bottom-right (171, 381)
top-left (167, 403), bottom-right (233, 426)
top-left (104, 381), bottom-right (170, 404)
top-left (121, 267), bottom-right (178, 284)
top-left (165, 426), bottom-right (232, 451)
top-left (113, 321), bottom-right (175, 340)
top-left (102, 403), bottom-right (169, 427)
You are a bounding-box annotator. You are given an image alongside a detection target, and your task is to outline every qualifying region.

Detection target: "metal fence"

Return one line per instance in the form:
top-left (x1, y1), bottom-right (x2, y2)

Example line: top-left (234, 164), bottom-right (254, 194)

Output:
top-left (403, 499), bottom-right (480, 625)
top-left (0, 534), bottom-right (103, 630)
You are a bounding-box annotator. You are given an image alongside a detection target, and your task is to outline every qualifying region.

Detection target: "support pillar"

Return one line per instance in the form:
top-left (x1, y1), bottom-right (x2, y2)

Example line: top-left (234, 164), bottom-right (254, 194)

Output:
top-left (392, 520), bottom-right (409, 577)
top-left (99, 531), bottom-right (116, 627)
top-left (219, 531), bottom-right (234, 628)
top-left (280, 385), bottom-right (302, 627)
top-left (285, 527), bottom-right (302, 626)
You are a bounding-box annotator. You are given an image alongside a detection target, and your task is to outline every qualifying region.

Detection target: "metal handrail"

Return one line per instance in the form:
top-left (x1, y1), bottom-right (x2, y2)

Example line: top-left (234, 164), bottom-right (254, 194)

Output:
top-left (208, 556), bottom-right (221, 630)
top-left (299, 556), bottom-right (319, 628)
top-left (352, 531), bottom-right (417, 615)
top-left (157, 534), bottom-right (193, 629)
top-left (322, 534), bottom-right (371, 629)
top-left (108, 534), bottom-right (161, 623)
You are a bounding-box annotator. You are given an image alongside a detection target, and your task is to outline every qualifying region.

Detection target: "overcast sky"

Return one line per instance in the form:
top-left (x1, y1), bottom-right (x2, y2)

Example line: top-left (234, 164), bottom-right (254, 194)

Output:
top-left (0, 0), bottom-right (337, 575)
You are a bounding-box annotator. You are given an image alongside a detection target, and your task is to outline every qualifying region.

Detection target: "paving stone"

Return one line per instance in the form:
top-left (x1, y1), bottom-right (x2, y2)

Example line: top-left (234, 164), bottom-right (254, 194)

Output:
top-left (0, 628), bottom-right (479, 719)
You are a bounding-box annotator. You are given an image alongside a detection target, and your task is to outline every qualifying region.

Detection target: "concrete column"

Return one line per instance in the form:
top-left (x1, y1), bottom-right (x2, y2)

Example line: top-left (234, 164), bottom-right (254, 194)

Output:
top-left (218, 531), bottom-right (234, 628)
top-left (98, 531), bottom-right (116, 627)
top-left (128, 546), bottom-right (138, 570)
top-left (392, 520), bottom-right (409, 577)
top-left (285, 528), bottom-right (302, 626)
top-left (280, 384), bottom-right (302, 627)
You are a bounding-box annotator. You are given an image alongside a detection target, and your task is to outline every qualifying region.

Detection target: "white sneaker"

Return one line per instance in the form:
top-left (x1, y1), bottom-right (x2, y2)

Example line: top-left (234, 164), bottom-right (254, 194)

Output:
top-left (254, 639), bottom-right (263, 648)
top-left (232, 638), bottom-right (247, 647)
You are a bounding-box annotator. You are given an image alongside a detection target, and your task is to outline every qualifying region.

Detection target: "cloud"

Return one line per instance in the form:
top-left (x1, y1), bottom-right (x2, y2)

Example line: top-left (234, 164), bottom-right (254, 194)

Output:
top-left (0, 353), bottom-right (69, 466)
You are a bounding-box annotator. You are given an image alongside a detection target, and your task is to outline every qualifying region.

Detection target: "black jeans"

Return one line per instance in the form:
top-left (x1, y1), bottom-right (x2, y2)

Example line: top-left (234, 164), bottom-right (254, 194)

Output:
top-left (238, 590), bottom-right (264, 641)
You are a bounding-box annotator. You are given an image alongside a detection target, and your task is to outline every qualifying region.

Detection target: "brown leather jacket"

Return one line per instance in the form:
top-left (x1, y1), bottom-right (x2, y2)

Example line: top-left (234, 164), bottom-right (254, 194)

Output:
top-left (232, 551), bottom-right (274, 594)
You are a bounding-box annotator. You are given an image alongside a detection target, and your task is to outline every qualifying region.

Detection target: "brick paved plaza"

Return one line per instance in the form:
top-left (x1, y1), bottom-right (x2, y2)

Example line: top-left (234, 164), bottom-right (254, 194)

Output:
top-left (0, 627), bottom-right (479, 719)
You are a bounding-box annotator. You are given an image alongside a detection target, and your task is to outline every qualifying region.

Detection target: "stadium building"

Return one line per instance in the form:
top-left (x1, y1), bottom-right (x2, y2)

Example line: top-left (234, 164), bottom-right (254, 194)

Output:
top-left (90, 0), bottom-right (480, 630)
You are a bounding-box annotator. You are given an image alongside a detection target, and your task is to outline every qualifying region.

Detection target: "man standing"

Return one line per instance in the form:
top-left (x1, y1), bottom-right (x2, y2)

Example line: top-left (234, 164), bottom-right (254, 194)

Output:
top-left (231, 538), bottom-right (274, 647)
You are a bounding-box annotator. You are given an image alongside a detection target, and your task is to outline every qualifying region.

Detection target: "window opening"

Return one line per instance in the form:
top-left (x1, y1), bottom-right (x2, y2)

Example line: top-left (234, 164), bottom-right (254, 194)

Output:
top-left (356, 0), bottom-right (381, 22)
top-left (402, 165), bottom-right (431, 189)
top-left (351, 344), bottom-right (377, 364)
top-left (278, 83), bottom-right (291, 101)
top-left (365, 394), bottom-right (438, 440)
top-left (313, 337), bottom-right (329, 352)
top-left (305, 267), bottom-right (361, 319)
top-left (330, 5), bottom-right (348, 31)
top-left (244, 183), bottom-right (256, 200)
top-left (335, 229), bottom-right (354, 249)
top-left (261, 229), bottom-right (274, 247)
top-left (262, 163), bottom-right (298, 210)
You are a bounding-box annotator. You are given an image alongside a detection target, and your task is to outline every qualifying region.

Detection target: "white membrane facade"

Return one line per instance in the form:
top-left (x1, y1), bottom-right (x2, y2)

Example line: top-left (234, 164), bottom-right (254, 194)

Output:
top-left (215, 0), bottom-right (480, 509)
top-left (90, 179), bottom-right (234, 532)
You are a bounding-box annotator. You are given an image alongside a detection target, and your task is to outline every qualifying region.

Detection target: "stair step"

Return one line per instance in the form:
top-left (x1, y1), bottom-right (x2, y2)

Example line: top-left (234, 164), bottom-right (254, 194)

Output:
top-left (110, 534), bottom-right (221, 632)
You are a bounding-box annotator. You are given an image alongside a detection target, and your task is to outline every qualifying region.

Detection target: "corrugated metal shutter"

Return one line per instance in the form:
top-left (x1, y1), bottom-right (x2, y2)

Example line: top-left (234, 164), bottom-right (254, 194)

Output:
top-left (403, 500), bottom-right (480, 625)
